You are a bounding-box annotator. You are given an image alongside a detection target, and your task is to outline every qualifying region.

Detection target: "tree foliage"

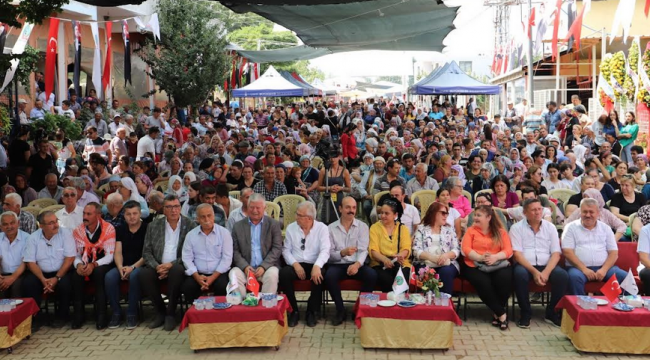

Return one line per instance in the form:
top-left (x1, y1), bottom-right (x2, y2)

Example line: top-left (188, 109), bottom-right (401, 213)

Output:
top-left (31, 113), bottom-right (83, 141)
top-left (137, 0), bottom-right (229, 108)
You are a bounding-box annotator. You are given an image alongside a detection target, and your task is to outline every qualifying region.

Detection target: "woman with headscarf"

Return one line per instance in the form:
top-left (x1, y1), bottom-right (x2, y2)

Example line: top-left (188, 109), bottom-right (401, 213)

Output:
top-left (166, 175), bottom-right (188, 202)
top-left (119, 177), bottom-right (150, 218)
top-left (81, 175), bottom-right (98, 196)
top-left (572, 144), bottom-right (587, 169)
top-left (472, 162), bottom-right (495, 196)
top-left (183, 171), bottom-right (196, 188)
top-left (509, 148), bottom-right (523, 169)
top-left (494, 156), bottom-right (512, 179)
top-left (135, 173), bottom-right (153, 200)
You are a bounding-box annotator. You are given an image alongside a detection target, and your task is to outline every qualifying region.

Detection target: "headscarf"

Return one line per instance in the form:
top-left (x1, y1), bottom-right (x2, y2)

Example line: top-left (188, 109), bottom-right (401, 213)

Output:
top-left (137, 173), bottom-right (153, 199)
top-left (166, 175), bottom-right (188, 201)
top-left (81, 175), bottom-right (97, 196)
top-left (183, 171), bottom-right (197, 185)
top-left (636, 205), bottom-right (650, 226)
top-left (120, 177), bottom-right (146, 203)
top-left (573, 144), bottom-right (587, 167)
top-left (451, 164), bottom-right (467, 186)
top-left (582, 188), bottom-right (605, 209)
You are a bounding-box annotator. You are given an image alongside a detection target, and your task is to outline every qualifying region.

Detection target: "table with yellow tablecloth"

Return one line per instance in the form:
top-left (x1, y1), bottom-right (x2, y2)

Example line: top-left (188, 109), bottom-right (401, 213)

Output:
top-left (354, 293), bottom-right (462, 349)
top-left (0, 298), bottom-right (39, 352)
top-left (556, 296), bottom-right (650, 354)
top-left (179, 296), bottom-right (291, 351)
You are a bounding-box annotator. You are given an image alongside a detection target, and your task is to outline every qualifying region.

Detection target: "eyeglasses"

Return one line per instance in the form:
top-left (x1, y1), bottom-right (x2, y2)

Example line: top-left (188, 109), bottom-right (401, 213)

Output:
top-left (300, 238), bottom-right (306, 250)
top-left (440, 211), bottom-right (449, 216)
top-left (62, 193), bottom-right (76, 198)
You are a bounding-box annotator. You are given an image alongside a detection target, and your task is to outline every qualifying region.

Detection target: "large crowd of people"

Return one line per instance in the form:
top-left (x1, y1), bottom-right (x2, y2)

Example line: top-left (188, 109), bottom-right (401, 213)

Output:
top-left (0, 91), bottom-right (649, 333)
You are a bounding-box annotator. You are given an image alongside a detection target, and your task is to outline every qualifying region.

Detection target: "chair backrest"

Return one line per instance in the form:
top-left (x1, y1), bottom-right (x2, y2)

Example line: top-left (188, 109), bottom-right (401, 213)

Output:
top-left (629, 212), bottom-right (637, 231)
top-left (40, 204), bottom-right (64, 215)
top-left (20, 206), bottom-right (41, 219)
top-left (311, 157), bottom-right (323, 170)
top-left (616, 242), bottom-right (639, 275)
top-left (548, 189), bottom-right (577, 205)
top-left (98, 183), bottom-right (111, 193)
top-left (411, 190), bottom-right (437, 219)
top-left (461, 190), bottom-right (472, 204)
top-left (265, 201), bottom-right (281, 221)
top-left (160, 170), bottom-right (171, 178)
top-left (273, 195), bottom-right (306, 230)
top-left (28, 198), bottom-right (58, 209)
top-left (155, 180), bottom-right (169, 192)
top-left (229, 191), bottom-right (241, 200)
top-left (373, 191), bottom-right (389, 207)
top-left (474, 189), bottom-right (493, 201)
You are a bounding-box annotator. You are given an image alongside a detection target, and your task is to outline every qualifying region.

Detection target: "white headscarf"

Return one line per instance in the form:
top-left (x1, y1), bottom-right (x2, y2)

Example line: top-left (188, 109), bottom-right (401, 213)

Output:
top-left (183, 171), bottom-right (197, 185)
top-left (120, 177), bottom-right (146, 203)
top-left (573, 144), bottom-right (587, 167)
top-left (167, 175), bottom-right (185, 198)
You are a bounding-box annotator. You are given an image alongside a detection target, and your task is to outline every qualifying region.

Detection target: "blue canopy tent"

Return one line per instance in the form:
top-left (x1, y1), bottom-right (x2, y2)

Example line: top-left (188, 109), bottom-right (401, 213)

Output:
top-left (278, 70), bottom-right (321, 96)
top-left (232, 66), bottom-right (309, 97)
top-left (409, 61), bottom-right (501, 95)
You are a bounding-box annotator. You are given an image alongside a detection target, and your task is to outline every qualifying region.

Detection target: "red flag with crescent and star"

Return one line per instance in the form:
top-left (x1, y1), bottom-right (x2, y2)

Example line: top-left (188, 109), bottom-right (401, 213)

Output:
top-left (45, 18), bottom-right (60, 101)
top-left (246, 269), bottom-right (260, 296)
top-left (102, 22), bottom-right (113, 95)
top-left (409, 267), bottom-right (417, 286)
top-left (600, 274), bottom-right (622, 302)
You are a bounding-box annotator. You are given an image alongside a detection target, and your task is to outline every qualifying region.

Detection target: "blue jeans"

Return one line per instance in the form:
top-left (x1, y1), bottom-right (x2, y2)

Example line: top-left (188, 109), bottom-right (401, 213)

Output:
top-left (621, 143), bottom-right (633, 164)
top-left (105, 266), bottom-right (142, 317)
top-left (414, 263), bottom-right (458, 295)
top-left (567, 265), bottom-right (628, 296)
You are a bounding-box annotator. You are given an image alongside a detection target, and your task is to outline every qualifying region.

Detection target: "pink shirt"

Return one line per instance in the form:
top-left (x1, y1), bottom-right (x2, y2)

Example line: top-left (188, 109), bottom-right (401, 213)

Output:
top-left (450, 194), bottom-right (472, 218)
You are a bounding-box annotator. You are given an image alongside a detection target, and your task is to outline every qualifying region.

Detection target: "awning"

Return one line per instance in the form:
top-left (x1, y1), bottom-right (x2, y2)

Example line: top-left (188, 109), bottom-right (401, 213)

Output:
top-left (235, 45), bottom-right (332, 63)
top-left (232, 65), bottom-right (309, 97)
top-left (410, 61), bottom-right (501, 95)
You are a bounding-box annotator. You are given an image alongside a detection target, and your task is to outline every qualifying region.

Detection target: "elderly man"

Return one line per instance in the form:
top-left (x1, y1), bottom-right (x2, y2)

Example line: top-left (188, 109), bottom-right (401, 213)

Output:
top-left (406, 163), bottom-right (439, 197)
top-left (71, 203), bottom-right (116, 330)
top-left (85, 112), bottom-right (109, 138)
top-left (109, 114), bottom-right (123, 137)
top-left (38, 173), bottom-right (63, 201)
top-left (29, 99), bottom-right (46, 120)
top-left (147, 190), bottom-right (165, 221)
top-left (22, 211), bottom-right (75, 328)
top-left (280, 201), bottom-right (330, 327)
top-left (181, 205), bottom-right (233, 308)
top-left (110, 127), bottom-right (129, 167)
top-left (562, 198), bottom-right (628, 296)
top-left (510, 198), bottom-right (568, 328)
top-left (105, 201), bottom-right (147, 330)
top-left (140, 195), bottom-right (197, 331)
top-left (0, 212), bottom-right (28, 298)
top-left (373, 159), bottom-right (405, 195)
top-left (253, 166), bottom-right (287, 202)
top-left (360, 156), bottom-right (387, 219)
top-left (71, 177), bottom-right (100, 209)
top-left (2, 193), bottom-right (37, 234)
top-left (56, 187), bottom-right (84, 229)
top-left (227, 188), bottom-right (252, 231)
top-left (105, 193), bottom-right (125, 229)
top-left (229, 193), bottom-right (282, 298)
top-left (390, 185), bottom-right (420, 235)
top-left (324, 197), bottom-right (376, 326)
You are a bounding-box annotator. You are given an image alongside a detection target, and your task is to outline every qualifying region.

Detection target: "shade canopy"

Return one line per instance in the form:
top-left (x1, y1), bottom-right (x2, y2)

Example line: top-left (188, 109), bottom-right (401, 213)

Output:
top-left (235, 45), bottom-right (332, 62)
top-left (409, 61), bottom-right (501, 95)
top-left (232, 65), bottom-right (309, 97)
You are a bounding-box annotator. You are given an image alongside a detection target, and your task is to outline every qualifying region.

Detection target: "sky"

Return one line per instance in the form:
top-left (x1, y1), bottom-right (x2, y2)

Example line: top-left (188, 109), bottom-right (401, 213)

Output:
top-left (308, 0), bottom-right (496, 78)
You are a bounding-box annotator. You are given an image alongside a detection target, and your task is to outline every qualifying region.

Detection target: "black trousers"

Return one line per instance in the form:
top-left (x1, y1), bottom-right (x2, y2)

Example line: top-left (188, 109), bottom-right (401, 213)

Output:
top-left (640, 268), bottom-right (650, 296)
top-left (462, 263), bottom-right (513, 318)
top-left (279, 263), bottom-right (326, 313)
top-left (324, 264), bottom-right (377, 312)
top-left (139, 263), bottom-right (185, 316)
top-left (372, 266), bottom-right (410, 293)
top-left (513, 264), bottom-right (568, 320)
top-left (22, 270), bottom-right (73, 320)
top-left (181, 273), bottom-right (230, 303)
top-left (0, 272), bottom-right (25, 299)
top-left (71, 264), bottom-right (112, 322)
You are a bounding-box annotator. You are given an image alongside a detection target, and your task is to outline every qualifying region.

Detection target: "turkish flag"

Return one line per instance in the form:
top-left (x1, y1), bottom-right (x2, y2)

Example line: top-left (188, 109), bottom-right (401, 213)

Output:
top-left (551, 0), bottom-right (562, 60)
top-left (564, 5), bottom-right (586, 50)
top-left (44, 18), bottom-right (60, 101)
top-left (600, 274), bottom-right (622, 303)
top-left (409, 268), bottom-right (417, 286)
top-left (246, 269), bottom-right (260, 296)
top-left (527, 7), bottom-right (536, 39)
top-left (102, 22), bottom-right (113, 95)
top-left (646, 0), bottom-right (650, 17)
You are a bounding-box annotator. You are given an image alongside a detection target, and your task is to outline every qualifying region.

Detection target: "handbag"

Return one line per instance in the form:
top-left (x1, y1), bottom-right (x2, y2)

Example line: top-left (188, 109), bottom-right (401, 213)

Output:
top-left (474, 260), bottom-right (509, 273)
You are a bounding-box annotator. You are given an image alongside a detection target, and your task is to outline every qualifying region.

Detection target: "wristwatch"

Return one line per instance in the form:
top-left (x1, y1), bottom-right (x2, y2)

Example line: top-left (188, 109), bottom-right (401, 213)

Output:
top-left (56, 276), bottom-right (62, 282)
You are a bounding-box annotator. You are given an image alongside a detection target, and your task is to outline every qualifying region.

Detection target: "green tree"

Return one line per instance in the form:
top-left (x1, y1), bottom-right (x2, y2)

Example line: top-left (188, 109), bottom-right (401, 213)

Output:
top-left (137, 0), bottom-right (229, 108)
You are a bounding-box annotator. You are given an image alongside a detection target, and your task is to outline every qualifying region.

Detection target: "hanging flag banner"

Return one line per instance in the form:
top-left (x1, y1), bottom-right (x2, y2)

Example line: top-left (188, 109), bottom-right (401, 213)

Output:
top-left (551, 0), bottom-right (562, 60)
top-left (0, 22), bottom-right (34, 93)
top-left (122, 20), bottom-right (131, 85)
top-left (72, 20), bottom-right (82, 97)
top-left (44, 18), bottom-right (60, 101)
top-left (102, 22), bottom-right (113, 100)
top-left (90, 23), bottom-right (102, 100)
top-left (134, 14), bottom-right (160, 42)
top-left (564, 4), bottom-right (587, 50)
top-left (610, 0), bottom-right (636, 45)
top-left (0, 23), bottom-right (9, 51)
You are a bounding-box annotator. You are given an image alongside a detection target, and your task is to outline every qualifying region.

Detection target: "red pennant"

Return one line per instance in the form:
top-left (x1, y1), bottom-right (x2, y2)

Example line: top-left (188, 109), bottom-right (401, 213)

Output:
top-left (230, 58), bottom-right (237, 90)
top-left (528, 7), bottom-right (536, 39)
top-left (44, 18), bottom-right (60, 101)
top-left (564, 5), bottom-right (586, 50)
top-left (600, 274), bottom-right (622, 303)
top-left (551, 0), bottom-right (562, 60)
top-left (224, 79), bottom-right (229, 92)
top-left (645, 0), bottom-right (650, 17)
top-left (102, 22), bottom-right (113, 95)
top-left (409, 268), bottom-right (417, 286)
top-left (246, 269), bottom-right (260, 296)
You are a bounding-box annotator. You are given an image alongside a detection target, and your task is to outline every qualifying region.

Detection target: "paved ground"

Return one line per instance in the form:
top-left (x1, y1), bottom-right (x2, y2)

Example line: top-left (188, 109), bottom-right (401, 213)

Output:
top-left (3, 300), bottom-right (647, 360)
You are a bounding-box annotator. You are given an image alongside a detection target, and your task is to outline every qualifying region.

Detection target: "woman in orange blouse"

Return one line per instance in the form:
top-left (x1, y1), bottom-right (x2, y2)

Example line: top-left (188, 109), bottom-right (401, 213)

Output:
top-left (461, 205), bottom-right (513, 330)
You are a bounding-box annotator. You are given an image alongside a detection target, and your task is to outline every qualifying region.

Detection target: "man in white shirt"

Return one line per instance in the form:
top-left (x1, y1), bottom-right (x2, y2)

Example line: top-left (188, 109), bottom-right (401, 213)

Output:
top-left (38, 173), bottom-right (64, 202)
top-left (0, 212), bottom-right (29, 298)
top-left (226, 188), bottom-right (252, 231)
top-left (562, 198), bottom-right (628, 296)
top-left (505, 187), bottom-right (552, 223)
top-left (56, 187), bottom-right (84, 229)
top-left (510, 198), bottom-right (568, 328)
top-left (108, 114), bottom-right (123, 136)
top-left (137, 127), bottom-right (159, 160)
top-left (53, 100), bottom-right (76, 120)
top-left (390, 185), bottom-right (420, 236)
top-left (637, 223), bottom-right (650, 295)
top-left (279, 201), bottom-right (331, 328)
top-left (515, 98), bottom-right (529, 119)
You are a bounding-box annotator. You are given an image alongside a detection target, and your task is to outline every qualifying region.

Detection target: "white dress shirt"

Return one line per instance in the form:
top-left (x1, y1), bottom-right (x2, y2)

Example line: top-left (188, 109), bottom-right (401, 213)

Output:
top-left (77, 191), bottom-right (100, 210)
top-left (400, 203), bottom-right (421, 236)
top-left (283, 221), bottom-right (331, 268)
top-left (561, 219), bottom-right (618, 268)
top-left (226, 207), bottom-right (247, 232)
top-left (327, 219), bottom-right (369, 265)
top-left (22, 228), bottom-right (76, 273)
top-left (506, 206), bottom-right (552, 222)
top-left (182, 225), bottom-right (233, 276)
top-left (509, 219), bottom-right (561, 267)
top-left (0, 230), bottom-right (28, 274)
top-left (56, 206), bottom-right (84, 229)
top-left (637, 224), bottom-right (650, 274)
top-left (162, 218), bottom-right (182, 264)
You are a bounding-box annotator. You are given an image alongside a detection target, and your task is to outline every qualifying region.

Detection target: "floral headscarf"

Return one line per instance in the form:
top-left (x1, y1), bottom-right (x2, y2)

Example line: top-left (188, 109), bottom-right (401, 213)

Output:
top-left (582, 188), bottom-right (605, 209)
top-left (451, 164), bottom-right (467, 186)
top-left (137, 173), bottom-right (153, 199)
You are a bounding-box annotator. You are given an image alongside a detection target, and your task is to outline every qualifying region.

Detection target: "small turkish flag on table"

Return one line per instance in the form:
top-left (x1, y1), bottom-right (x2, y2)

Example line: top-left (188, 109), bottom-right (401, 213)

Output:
top-left (246, 269), bottom-right (260, 296)
top-left (600, 275), bottom-right (622, 303)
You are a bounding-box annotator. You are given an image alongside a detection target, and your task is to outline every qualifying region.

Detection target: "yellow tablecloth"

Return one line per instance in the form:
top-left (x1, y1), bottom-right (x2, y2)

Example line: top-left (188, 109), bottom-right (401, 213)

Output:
top-left (359, 318), bottom-right (454, 349)
top-left (561, 310), bottom-right (650, 354)
top-left (187, 315), bottom-right (288, 350)
top-left (0, 317), bottom-right (32, 349)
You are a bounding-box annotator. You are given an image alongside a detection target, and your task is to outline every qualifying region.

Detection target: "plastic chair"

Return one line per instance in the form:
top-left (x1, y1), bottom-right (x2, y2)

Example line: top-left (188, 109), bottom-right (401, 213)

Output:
top-left (548, 189), bottom-right (577, 205)
top-left (462, 190), bottom-right (472, 204)
top-left (411, 190), bottom-right (437, 218)
top-left (311, 157), bottom-right (323, 170)
top-left (629, 212), bottom-right (637, 241)
top-left (21, 206), bottom-right (41, 218)
top-left (265, 201), bottom-right (281, 221)
top-left (40, 204), bottom-right (64, 215)
top-left (373, 191), bottom-right (389, 207)
top-left (274, 195), bottom-right (305, 231)
top-left (474, 189), bottom-right (493, 201)
top-left (155, 180), bottom-right (169, 192)
top-left (98, 183), bottom-right (111, 193)
top-left (28, 198), bottom-right (57, 209)
top-left (229, 191), bottom-right (241, 200)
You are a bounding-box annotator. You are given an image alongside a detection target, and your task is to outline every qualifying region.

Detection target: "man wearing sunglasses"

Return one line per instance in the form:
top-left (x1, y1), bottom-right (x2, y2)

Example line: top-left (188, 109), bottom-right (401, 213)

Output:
top-left (55, 187), bottom-right (83, 229)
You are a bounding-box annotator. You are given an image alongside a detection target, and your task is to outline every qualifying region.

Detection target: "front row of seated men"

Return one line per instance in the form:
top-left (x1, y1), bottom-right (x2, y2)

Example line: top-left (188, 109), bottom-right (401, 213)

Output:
top-left (0, 193), bottom-right (648, 330)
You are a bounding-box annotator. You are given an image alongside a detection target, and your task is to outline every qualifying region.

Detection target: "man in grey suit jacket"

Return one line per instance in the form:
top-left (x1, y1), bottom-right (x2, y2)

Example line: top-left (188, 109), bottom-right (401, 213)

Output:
top-left (229, 193), bottom-right (283, 296)
top-left (139, 194), bottom-right (197, 331)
